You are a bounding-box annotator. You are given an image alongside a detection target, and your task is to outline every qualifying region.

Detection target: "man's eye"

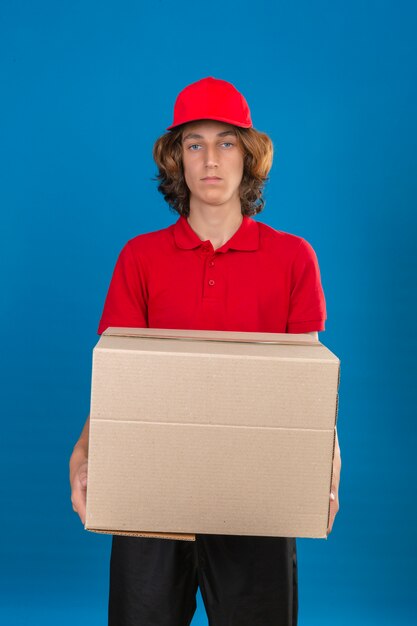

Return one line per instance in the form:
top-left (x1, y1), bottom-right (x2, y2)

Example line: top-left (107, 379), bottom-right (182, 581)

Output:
top-left (187, 142), bottom-right (234, 151)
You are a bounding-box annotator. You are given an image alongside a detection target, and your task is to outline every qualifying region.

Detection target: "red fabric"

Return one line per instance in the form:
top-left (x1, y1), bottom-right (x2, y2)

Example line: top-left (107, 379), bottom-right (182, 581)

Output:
top-left (97, 215), bottom-right (327, 336)
top-left (167, 76), bottom-right (252, 130)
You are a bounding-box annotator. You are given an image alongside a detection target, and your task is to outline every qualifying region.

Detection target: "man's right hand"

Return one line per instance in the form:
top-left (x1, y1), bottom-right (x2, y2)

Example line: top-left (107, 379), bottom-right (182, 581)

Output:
top-left (69, 454), bottom-right (88, 525)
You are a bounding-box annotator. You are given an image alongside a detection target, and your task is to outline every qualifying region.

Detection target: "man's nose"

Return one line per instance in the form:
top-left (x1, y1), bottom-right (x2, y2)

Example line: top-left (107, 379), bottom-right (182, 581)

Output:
top-left (204, 145), bottom-right (219, 168)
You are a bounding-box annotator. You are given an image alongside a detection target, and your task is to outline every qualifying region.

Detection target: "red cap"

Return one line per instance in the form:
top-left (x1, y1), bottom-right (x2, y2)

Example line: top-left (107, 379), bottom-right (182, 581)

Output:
top-left (167, 76), bottom-right (253, 130)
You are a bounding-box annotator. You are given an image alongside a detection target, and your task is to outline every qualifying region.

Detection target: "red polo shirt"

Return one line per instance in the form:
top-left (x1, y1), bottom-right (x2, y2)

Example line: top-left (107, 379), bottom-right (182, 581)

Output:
top-left (97, 215), bottom-right (327, 335)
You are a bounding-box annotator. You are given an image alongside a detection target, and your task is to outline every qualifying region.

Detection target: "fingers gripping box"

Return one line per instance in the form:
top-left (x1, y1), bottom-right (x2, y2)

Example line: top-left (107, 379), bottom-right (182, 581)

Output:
top-left (85, 327), bottom-right (340, 541)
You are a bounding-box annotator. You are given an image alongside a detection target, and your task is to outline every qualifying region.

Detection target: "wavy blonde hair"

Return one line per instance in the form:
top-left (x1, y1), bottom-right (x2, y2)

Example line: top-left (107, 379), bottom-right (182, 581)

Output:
top-left (152, 123), bottom-right (274, 217)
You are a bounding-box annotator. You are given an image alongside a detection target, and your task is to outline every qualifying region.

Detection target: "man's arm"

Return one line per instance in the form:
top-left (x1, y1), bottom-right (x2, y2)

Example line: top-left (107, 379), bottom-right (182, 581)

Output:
top-left (69, 415), bottom-right (90, 525)
top-left (71, 414), bottom-right (90, 463)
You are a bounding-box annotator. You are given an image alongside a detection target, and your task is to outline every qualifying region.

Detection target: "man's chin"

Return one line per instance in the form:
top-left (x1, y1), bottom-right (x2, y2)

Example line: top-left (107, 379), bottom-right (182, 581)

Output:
top-left (190, 189), bottom-right (237, 208)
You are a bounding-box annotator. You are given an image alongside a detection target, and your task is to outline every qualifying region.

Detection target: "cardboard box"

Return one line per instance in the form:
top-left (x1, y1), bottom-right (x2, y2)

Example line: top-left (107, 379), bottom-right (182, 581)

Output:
top-left (85, 327), bottom-right (340, 541)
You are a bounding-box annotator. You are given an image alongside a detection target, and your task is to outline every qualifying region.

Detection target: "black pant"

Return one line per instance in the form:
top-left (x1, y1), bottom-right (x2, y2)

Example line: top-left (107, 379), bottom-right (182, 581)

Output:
top-left (108, 533), bottom-right (298, 625)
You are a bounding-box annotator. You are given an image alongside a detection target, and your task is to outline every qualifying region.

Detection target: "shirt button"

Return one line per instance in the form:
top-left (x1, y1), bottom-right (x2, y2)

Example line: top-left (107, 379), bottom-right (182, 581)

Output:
top-left (209, 260), bottom-right (215, 267)
top-left (208, 279), bottom-right (215, 286)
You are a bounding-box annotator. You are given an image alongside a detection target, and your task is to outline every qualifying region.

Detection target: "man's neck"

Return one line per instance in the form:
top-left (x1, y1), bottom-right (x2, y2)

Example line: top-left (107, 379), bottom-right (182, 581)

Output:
top-left (187, 205), bottom-right (244, 250)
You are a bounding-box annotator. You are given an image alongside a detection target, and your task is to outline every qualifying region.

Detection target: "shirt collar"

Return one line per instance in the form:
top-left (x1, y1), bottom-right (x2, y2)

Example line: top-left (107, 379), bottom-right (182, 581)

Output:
top-left (173, 214), bottom-right (259, 253)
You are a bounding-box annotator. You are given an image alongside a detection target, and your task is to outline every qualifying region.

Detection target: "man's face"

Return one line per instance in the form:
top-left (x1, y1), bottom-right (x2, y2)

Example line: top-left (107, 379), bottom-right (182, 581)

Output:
top-left (181, 120), bottom-right (244, 208)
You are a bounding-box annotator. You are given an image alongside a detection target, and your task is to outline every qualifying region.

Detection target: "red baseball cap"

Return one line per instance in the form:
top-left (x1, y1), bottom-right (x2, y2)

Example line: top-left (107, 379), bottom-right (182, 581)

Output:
top-left (167, 76), bottom-right (253, 130)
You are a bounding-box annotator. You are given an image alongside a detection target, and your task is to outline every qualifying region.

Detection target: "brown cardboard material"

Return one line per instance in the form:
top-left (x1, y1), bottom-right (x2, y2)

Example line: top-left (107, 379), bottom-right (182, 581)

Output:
top-left (85, 327), bottom-right (340, 541)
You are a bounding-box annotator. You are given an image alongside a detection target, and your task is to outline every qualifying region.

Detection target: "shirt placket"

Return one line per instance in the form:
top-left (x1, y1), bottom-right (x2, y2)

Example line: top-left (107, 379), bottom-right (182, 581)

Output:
top-left (199, 242), bottom-right (226, 300)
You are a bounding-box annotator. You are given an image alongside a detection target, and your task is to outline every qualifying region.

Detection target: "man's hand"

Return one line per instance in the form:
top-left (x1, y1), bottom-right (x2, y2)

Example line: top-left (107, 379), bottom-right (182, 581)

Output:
top-left (69, 451), bottom-right (88, 525)
top-left (327, 430), bottom-right (341, 536)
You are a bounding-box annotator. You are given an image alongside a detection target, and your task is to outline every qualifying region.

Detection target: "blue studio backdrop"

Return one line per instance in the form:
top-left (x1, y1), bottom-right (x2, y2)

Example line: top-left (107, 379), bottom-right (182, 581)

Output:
top-left (1, 1), bottom-right (416, 625)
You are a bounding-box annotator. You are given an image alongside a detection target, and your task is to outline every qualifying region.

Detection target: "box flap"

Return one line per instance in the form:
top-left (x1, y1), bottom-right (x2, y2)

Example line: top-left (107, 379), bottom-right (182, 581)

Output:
top-left (86, 528), bottom-right (196, 541)
top-left (102, 326), bottom-right (320, 346)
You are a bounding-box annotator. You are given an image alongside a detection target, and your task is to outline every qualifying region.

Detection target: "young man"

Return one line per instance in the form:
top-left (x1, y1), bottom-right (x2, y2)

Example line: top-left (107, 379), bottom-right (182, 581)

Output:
top-left (69, 76), bottom-right (341, 626)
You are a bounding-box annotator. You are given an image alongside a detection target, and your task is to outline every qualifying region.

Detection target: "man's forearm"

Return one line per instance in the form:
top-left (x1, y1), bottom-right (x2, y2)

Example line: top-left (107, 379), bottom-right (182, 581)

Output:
top-left (72, 415), bottom-right (90, 458)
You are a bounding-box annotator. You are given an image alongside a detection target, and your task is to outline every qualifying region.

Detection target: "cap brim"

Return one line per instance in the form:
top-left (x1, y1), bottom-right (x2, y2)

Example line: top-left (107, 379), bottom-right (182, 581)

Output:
top-left (166, 115), bottom-right (252, 131)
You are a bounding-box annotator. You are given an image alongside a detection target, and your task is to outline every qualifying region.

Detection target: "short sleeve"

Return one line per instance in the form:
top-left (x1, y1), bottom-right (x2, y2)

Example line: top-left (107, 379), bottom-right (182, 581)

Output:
top-left (97, 241), bottom-right (148, 335)
top-left (286, 238), bottom-right (327, 333)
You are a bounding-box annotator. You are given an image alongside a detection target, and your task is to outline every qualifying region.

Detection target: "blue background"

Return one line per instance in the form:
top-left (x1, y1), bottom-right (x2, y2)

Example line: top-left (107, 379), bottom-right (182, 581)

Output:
top-left (1, 1), bottom-right (416, 624)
